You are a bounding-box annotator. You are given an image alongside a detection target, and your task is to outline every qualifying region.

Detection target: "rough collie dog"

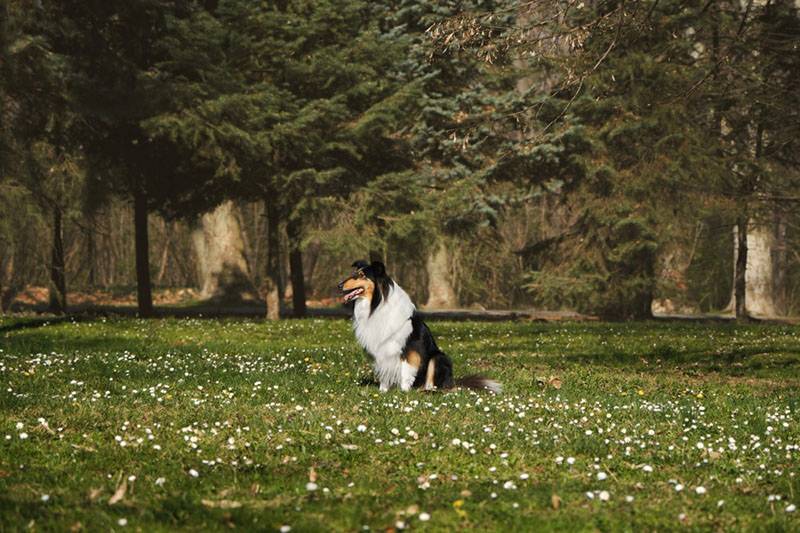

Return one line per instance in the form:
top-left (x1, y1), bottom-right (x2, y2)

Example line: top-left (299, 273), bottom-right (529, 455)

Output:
top-left (338, 260), bottom-right (501, 394)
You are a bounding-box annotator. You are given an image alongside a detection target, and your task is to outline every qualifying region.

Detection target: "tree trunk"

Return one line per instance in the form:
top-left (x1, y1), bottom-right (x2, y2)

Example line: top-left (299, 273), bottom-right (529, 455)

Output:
top-left (773, 213), bottom-right (787, 316)
top-left (734, 215), bottom-right (748, 320)
top-left (733, 122), bottom-right (766, 320)
top-left (48, 208), bottom-right (67, 314)
top-left (304, 237), bottom-right (321, 296)
top-left (286, 219), bottom-right (306, 318)
top-left (745, 220), bottom-right (780, 318)
top-left (134, 190), bottom-right (154, 317)
top-left (265, 198), bottom-right (281, 320)
top-left (633, 249), bottom-right (656, 320)
top-left (0, 252), bottom-right (15, 313)
top-left (156, 220), bottom-right (171, 286)
top-left (634, 284), bottom-right (655, 320)
top-left (87, 214), bottom-right (97, 288)
top-left (724, 225), bottom-right (736, 314)
top-left (191, 201), bottom-right (257, 303)
top-left (651, 226), bottom-right (701, 316)
top-left (424, 241), bottom-right (458, 309)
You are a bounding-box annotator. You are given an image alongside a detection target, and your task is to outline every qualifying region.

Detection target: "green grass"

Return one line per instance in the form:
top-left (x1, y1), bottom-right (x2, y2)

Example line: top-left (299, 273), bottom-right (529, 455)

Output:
top-left (1, 318), bottom-right (800, 531)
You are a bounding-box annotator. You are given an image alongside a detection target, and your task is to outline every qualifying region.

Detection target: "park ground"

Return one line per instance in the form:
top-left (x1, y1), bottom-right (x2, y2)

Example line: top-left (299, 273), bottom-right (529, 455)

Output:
top-left (1, 317), bottom-right (799, 531)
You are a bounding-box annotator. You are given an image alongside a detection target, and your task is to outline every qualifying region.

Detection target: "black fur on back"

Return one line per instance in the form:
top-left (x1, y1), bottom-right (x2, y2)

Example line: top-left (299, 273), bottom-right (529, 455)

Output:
top-left (403, 314), bottom-right (500, 392)
top-left (405, 313), bottom-right (455, 389)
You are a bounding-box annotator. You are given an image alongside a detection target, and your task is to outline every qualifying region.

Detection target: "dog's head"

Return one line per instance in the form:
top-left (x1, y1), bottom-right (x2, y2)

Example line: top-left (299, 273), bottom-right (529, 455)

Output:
top-left (338, 260), bottom-right (392, 312)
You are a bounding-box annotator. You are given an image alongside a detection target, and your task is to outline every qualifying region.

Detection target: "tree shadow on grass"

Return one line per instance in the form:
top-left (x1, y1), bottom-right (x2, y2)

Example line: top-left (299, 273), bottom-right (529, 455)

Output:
top-left (558, 346), bottom-right (800, 378)
top-left (1, 326), bottom-right (200, 359)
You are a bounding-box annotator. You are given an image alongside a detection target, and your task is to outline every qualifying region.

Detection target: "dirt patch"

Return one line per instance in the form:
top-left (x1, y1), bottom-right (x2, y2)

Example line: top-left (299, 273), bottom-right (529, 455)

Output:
top-left (11, 286), bottom-right (201, 308)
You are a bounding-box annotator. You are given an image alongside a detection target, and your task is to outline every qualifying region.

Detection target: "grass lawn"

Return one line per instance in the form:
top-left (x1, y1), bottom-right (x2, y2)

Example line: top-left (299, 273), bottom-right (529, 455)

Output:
top-left (1, 318), bottom-right (799, 531)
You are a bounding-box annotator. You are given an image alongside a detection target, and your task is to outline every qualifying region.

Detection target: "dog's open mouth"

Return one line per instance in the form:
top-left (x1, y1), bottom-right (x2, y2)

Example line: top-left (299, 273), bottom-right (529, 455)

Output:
top-left (342, 287), bottom-right (364, 303)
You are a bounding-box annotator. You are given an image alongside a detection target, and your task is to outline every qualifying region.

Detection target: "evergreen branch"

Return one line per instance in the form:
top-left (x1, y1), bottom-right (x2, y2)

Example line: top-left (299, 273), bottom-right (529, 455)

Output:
top-left (541, 77), bottom-right (583, 135)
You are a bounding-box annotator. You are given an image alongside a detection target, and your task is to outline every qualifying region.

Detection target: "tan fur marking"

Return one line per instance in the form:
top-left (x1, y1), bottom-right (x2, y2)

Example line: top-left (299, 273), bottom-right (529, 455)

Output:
top-left (362, 281), bottom-right (374, 301)
top-left (342, 277), bottom-right (375, 302)
top-left (405, 350), bottom-right (421, 369)
top-left (425, 359), bottom-right (436, 390)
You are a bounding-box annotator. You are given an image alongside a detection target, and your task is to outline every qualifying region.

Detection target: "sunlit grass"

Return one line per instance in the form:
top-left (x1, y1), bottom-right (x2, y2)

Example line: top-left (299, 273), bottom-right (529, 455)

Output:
top-left (1, 318), bottom-right (799, 531)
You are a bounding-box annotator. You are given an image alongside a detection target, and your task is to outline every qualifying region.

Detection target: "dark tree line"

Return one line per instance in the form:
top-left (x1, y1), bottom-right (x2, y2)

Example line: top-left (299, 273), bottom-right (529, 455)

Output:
top-left (2, 0), bottom-right (800, 319)
top-left (430, 0), bottom-right (800, 319)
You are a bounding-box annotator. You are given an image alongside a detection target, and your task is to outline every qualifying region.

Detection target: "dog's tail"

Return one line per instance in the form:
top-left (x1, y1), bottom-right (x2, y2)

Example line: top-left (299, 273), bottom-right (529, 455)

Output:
top-left (455, 375), bottom-right (502, 394)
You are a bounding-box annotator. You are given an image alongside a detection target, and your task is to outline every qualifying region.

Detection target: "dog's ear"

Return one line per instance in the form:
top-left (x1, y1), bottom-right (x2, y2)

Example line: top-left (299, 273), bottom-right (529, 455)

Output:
top-left (352, 260), bottom-right (369, 270)
top-left (370, 261), bottom-right (386, 277)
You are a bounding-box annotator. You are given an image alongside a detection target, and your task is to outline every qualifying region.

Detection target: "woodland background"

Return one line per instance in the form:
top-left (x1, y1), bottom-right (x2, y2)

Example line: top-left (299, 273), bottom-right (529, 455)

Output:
top-left (1, 0), bottom-right (799, 320)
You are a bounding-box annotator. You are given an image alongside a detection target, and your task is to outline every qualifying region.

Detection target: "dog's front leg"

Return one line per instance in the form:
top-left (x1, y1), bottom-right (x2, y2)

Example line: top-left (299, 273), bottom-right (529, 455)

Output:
top-left (400, 362), bottom-right (416, 392)
top-left (379, 380), bottom-right (391, 393)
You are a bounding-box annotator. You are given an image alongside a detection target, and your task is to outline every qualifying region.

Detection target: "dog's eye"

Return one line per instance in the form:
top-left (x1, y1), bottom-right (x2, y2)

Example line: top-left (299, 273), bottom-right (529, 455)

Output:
top-left (357, 271), bottom-right (365, 279)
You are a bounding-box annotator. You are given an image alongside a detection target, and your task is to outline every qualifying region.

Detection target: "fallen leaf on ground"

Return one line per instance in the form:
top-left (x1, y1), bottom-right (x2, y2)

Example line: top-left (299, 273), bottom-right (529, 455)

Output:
top-left (551, 494), bottom-right (561, 510)
top-left (108, 479), bottom-right (127, 505)
top-left (536, 376), bottom-right (563, 389)
top-left (202, 499), bottom-right (242, 509)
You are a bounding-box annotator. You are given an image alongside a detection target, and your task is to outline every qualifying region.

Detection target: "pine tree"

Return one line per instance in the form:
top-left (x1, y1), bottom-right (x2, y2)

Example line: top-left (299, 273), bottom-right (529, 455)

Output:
top-left (1, 0), bottom-right (85, 314)
top-left (346, 0), bottom-right (520, 306)
top-left (37, 0), bottom-right (204, 317)
top-left (518, 2), bottom-right (727, 318)
top-left (145, 0), bottom-right (417, 318)
top-left (706, 1), bottom-right (800, 318)
top-left (429, 1), bottom-right (771, 318)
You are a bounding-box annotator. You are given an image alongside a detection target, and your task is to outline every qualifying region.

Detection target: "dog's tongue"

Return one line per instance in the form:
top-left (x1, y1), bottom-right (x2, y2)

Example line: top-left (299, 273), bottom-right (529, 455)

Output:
top-left (343, 289), bottom-right (361, 303)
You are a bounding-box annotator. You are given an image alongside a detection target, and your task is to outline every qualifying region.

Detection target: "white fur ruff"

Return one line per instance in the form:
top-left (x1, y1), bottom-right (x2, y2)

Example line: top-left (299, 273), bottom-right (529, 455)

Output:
top-left (352, 282), bottom-right (415, 389)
